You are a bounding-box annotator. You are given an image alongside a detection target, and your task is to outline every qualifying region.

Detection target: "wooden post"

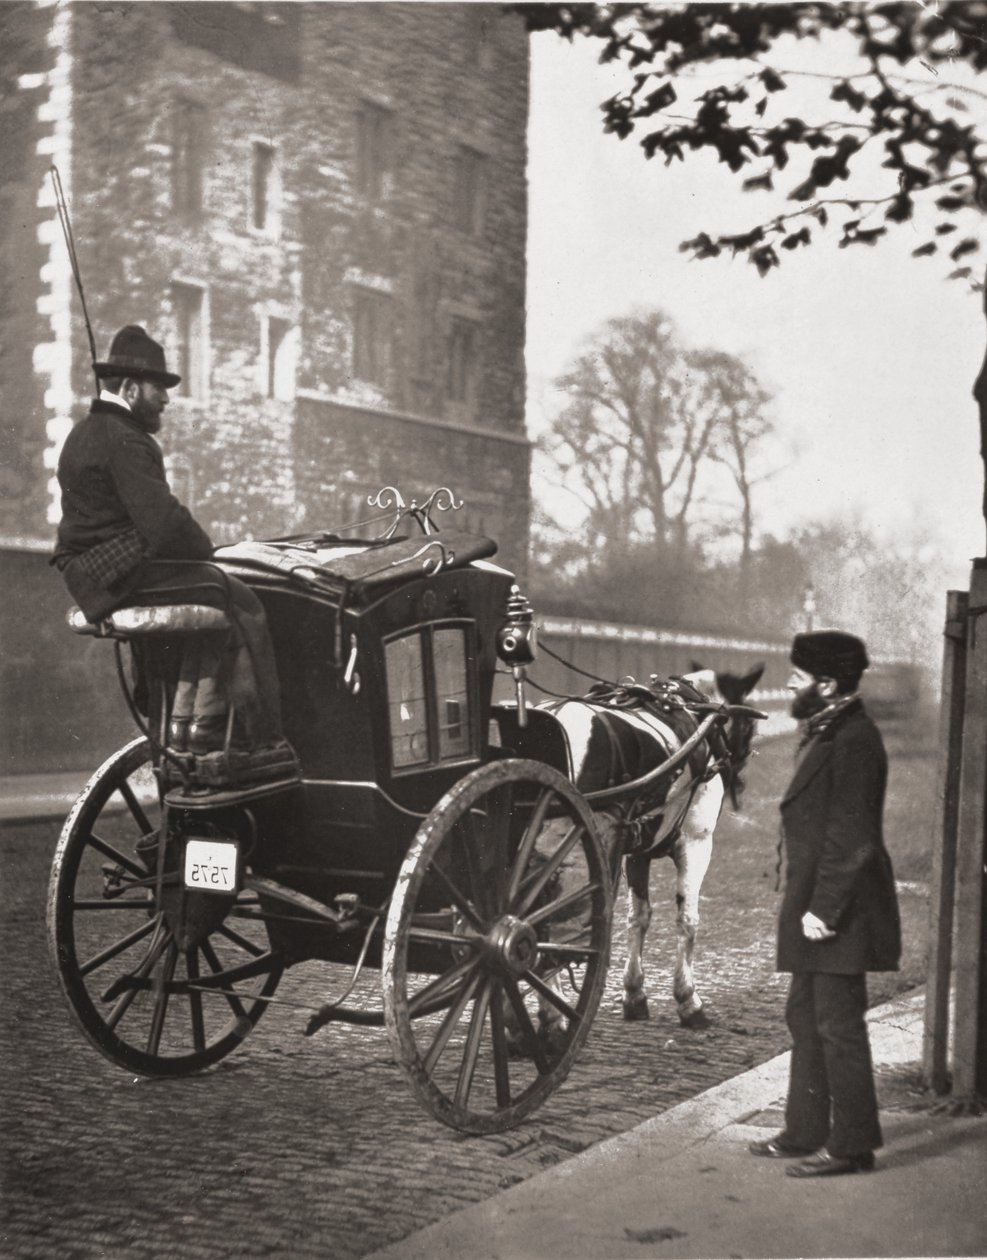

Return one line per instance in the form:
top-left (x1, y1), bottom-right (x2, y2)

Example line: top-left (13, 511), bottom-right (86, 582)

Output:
top-left (923, 590), bottom-right (968, 1092)
top-left (952, 560), bottom-right (987, 1101)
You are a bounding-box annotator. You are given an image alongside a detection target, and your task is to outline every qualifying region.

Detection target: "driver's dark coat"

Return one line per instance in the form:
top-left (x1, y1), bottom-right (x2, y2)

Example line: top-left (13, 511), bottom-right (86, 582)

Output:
top-left (52, 398), bottom-right (213, 620)
top-left (778, 699), bottom-right (901, 974)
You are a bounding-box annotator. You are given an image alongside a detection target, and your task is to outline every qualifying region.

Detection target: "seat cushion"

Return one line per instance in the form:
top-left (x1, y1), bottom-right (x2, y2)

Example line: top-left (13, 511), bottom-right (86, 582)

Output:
top-left (67, 604), bottom-right (232, 636)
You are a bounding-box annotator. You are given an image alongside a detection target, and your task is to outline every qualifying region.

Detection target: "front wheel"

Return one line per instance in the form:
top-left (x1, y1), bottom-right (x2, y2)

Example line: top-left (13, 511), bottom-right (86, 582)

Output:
top-left (47, 737), bottom-right (283, 1076)
top-left (382, 759), bottom-right (612, 1133)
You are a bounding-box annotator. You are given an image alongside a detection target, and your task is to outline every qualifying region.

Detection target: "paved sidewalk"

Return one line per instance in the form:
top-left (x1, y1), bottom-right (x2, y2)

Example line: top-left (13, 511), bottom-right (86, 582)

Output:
top-left (370, 991), bottom-right (986, 1260)
top-left (0, 769), bottom-right (93, 823)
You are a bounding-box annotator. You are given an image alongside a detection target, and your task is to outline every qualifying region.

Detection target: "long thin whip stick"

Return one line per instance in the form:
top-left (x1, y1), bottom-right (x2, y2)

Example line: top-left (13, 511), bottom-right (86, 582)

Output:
top-left (49, 164), bottom-right (99, 396)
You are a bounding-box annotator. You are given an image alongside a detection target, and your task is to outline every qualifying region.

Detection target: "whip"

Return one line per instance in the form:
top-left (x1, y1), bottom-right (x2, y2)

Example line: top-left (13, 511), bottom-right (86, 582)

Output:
top-left (49, 164), bottom-right (100, 396)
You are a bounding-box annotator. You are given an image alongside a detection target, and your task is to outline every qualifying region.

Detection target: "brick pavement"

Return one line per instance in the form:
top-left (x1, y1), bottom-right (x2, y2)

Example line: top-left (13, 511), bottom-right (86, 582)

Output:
top-left (0, 734), bottom-right (930, 1259)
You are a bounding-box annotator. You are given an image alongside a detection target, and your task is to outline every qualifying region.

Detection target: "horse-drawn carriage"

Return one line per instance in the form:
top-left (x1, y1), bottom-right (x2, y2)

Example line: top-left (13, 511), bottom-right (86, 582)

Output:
top-left (47, 489), bottom-right (763, 1133)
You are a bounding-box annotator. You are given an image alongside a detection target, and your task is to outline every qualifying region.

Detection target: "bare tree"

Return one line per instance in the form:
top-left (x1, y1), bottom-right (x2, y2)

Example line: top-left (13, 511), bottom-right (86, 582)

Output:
top-left (540, 310), bottom-right (777, 576)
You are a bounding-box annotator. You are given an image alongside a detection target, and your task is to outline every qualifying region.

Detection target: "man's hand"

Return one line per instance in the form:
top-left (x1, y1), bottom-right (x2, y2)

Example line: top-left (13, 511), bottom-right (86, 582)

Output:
top-left (801, 911), bottom-right (836, 941)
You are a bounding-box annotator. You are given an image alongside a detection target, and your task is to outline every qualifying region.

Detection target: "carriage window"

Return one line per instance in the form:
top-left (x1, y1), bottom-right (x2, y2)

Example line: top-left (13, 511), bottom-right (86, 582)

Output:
top-left (385, 635), bottom-right (428, 767)
top-left (433, 628), bottom-right (470, 760)
top-left (384, 624), bottom-right (474, 771)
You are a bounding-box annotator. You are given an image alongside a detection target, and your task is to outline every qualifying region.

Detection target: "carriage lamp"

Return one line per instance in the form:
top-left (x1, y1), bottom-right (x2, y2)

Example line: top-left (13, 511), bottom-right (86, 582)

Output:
top-left (497, 585), bottom-right (538, 728)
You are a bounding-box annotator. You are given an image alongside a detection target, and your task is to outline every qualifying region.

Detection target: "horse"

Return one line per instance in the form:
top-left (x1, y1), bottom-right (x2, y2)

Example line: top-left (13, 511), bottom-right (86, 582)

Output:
top-left (523, 663), bottom-right (764, 1031)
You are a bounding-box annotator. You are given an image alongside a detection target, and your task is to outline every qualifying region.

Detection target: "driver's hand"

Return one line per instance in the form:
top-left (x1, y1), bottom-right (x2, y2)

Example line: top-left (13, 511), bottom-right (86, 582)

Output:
top-left (802, 911), bottom-right (836, 941)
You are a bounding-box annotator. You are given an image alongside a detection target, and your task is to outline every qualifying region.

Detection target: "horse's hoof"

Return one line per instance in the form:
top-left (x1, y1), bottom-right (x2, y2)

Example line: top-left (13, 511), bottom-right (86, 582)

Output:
top-left (679, 1006), bottom-right (709, 1029)
top-left (623, 996), bottom-right (650, 1021)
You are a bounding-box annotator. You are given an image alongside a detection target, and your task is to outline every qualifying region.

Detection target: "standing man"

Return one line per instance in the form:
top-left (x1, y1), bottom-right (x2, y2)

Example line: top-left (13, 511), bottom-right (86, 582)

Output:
top-left (52, 324), bottom-right (287, 760)
top-left (750, 630), bottom-right (901, 1177)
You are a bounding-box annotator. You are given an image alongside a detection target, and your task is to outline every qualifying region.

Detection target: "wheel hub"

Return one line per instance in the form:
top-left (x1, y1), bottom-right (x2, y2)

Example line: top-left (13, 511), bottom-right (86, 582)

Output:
top-left (484, 914), bottom-right (538, 977)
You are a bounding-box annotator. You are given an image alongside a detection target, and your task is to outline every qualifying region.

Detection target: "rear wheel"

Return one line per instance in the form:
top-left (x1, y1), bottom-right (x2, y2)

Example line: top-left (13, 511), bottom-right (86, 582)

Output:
top-left (47, 737), bottom-right (282, 1076)
top-left (383, 759), bottom-right (612, 1133)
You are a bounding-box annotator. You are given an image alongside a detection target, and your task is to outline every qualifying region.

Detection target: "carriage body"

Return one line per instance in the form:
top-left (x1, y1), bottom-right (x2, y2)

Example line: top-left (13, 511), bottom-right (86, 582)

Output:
top-left (48, 505), bottom-right (616, 1132)
top-left (210, 532), bottom-right (514, 968)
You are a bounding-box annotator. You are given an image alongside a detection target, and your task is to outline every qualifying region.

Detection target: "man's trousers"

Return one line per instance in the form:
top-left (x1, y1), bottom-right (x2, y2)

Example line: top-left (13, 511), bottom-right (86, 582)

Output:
top-left (783, 971), bottom-right (883, 1158)
top-left (126, 561), bottom-right (284, 746)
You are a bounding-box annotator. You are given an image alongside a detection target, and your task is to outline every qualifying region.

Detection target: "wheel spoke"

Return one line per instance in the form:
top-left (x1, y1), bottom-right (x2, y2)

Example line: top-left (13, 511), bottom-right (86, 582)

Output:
top-left (502, 976), bottom-right (550, 1074)
top-left (466, 784), bottom-right (511, 915)
top-left (187, 949), bottom-right (206, 1053)
top-left (535, 939), bottom-right (601, 961)
top-left (408, 955), bottom-right (477, 1017)
top-left (425, 857), bottom-right (484, 931)
top-left (200, 940), bottom-right (248, 1018)
top-left (488, 980), bottom-right (512, 1109)
top-left (116, 776), bottom-right (153, 835)
top-left (522, 969), bottom-right (580, 1024)
top-left (217, 919), bottom-right (266, 958)
top-left (515, 822), bottom-right (586, 918)
top-left (526, 880), bottom-right (602, 928)
top-left (104, 919), bottom-right (171, 1029)
top-left (506, 789), bottom-right (557, 900)
top-left (84, 829), bottom-right (145, 879)
top-left (146, 940), bottom-right (178, 1055)
top-left (454, 978), bottom-right (493, 1108)
top-left (79, 916), bottom-right (157, 977)
top-left (423, 968), bottom-right (484, 1074)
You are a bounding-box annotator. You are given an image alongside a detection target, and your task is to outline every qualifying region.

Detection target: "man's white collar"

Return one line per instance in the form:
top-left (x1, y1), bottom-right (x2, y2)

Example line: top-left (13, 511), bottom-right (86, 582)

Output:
top-left (99, 387), bottom-right (131, 413)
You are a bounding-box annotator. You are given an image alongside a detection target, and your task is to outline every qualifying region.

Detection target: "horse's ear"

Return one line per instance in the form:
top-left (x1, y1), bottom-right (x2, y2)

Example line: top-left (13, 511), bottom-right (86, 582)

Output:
top-left (690, 660), bottom-right (704, 674)
top-left (740, 662), bottom-right (765, 694)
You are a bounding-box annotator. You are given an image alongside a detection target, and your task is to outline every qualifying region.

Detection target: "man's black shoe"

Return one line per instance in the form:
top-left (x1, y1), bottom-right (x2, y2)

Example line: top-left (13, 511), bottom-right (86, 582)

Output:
top-left (786, 1150), bottom-right (875, 1178)
top-left (748, 1134), bottom-right (817, 1158)
top-left (188, 714), bottom-right (228, 755)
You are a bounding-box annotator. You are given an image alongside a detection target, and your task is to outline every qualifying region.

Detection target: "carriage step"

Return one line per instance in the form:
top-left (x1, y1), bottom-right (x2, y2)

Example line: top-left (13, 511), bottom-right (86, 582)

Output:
top-left (164, 774), bottom-right (302, 810)
top-left (165, 742), bottom-right (300, 792)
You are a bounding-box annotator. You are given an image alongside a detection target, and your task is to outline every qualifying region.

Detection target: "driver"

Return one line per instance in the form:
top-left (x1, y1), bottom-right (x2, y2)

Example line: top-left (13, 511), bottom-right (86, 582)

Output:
top-left (52, 324), bottom-right (287, 762)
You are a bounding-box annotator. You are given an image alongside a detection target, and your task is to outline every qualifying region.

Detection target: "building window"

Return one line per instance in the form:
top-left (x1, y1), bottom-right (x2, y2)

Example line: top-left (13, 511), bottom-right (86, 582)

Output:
top-left (352, 289), bottom-right (392, 387)
top-left (252, 141), bottom-right (280, 234)
top-left (172, 283), bottom-right (206, 399)
top-left (266, 316), bottom-right (296, 400)
top-left (446, 318), bottom-right (478, 406)
top-left (452, 146), bottom-right (486, 235)
top-left (172, 100), bottom-right (205, 218)
top-left (355, 102), bottom-right (393, 202)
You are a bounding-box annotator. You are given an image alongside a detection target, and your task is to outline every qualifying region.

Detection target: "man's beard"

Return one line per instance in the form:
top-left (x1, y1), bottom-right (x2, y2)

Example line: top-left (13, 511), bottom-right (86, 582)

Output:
top-left (790, 685), bottom-right (828, 720)
top-left (130, 394), bottom-right (162, 433)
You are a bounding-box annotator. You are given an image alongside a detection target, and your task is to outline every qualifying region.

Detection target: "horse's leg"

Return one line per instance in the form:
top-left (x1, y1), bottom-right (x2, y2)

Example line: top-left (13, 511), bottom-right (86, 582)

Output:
top-left (671, 780), bottom-right (723, 1028)
top-left (622, 852), bottom-right (652, 1020)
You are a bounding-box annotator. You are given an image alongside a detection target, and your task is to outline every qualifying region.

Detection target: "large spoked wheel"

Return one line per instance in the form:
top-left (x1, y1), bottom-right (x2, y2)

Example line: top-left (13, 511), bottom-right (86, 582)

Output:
top-left (47, 737), bottom-right (283, 1076)
top-left (383, 759), bottom-right (612, 1133)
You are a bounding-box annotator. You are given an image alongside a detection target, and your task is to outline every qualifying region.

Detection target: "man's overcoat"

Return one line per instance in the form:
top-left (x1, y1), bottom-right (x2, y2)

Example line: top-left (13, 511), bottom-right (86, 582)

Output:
top-left (778, 699), bottom-right (901, 974)
top-left (53, 398), bottom-right (213, 621)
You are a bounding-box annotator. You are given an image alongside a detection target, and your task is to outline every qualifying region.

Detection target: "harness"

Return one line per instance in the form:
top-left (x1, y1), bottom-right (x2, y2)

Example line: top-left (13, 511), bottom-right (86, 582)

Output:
top-left (585, 678), bottom-right (736, 860)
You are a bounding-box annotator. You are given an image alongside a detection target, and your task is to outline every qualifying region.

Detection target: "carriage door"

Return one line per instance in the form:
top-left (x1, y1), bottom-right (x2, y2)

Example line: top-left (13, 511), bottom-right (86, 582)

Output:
top-left (384, 622), bottom-right (477, 772)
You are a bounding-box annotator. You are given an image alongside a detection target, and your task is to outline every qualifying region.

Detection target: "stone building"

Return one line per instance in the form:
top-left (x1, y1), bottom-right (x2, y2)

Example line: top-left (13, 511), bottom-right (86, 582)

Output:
top-left (0, 0), bottom-right (531, 774)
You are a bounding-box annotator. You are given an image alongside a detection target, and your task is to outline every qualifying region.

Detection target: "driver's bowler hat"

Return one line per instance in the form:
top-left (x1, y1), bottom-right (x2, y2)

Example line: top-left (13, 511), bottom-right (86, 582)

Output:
top-left (94, 325), bottom-right (181, 388)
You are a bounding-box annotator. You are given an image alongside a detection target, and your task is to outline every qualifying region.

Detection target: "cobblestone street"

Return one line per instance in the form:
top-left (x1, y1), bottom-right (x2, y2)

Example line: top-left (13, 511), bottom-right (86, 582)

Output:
top-left (0, 736), bottom-right (930, 1259)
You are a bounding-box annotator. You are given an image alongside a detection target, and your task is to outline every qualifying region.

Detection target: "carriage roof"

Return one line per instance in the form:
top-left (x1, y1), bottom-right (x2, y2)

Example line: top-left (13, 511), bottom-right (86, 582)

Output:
top-left (214, 530), bottom-right (506, 608)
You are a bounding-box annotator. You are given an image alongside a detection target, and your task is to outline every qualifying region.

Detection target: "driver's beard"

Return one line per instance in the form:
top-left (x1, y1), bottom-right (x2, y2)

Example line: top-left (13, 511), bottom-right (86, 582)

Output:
top-left (130, 394), bottom-right (162, 434)
top-left (790, 686), bottom-right (828, 721)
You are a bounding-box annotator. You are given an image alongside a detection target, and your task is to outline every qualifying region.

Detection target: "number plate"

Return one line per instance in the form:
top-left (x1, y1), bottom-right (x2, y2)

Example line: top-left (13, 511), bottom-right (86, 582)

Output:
top-left (184, 838), bottom-right (239, 894)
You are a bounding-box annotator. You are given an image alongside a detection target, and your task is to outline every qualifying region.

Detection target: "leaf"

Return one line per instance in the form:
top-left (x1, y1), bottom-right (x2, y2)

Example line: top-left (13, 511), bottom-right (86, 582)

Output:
top-left (912, 241), bottom-right (938, 257)
top-left (884, 194), bottom-right (912, 223)
top-left (935, 223), bottom-right (958, 235)
top-left (950, 238), bottom-right (980, 261)
top-left (759, 66), bottom-right (786, 93)
top-left (782, 226), bottom-right (811, 250)
top-left (935, 195), bottom-right (969, 211)
top-left (742, 171), bottom-right (774, 192)
top-left (645, 81), bottom-right (677, 112)
top-left (948, 267), bottom-right (974, 280)
top-left (750, 244), bottom-right (780, 275)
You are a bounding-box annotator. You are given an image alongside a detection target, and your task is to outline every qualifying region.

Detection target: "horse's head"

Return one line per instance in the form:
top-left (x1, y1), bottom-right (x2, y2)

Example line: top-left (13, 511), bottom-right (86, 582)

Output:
top-left (689, 660), bottom-right (765, 808)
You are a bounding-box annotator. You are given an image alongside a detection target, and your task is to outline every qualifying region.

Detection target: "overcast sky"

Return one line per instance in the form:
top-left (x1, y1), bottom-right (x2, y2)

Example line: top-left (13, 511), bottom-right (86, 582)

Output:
top-left (524, 28), bottom-right (985, 588)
